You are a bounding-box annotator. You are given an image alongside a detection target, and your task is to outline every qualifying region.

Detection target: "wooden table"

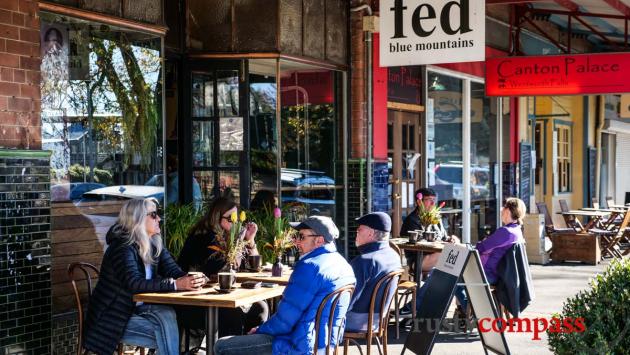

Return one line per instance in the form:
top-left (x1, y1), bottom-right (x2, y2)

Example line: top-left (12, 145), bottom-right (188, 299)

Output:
top-left (391, 238), bottom-right (445, 284)
top-left (134, 283), bottom-right (285, 354)
top-left (235, 270), bottom-right (292, 285)
top-left (580, 208), bottom-right (626, 230)
top-left (558, 210), bottom-right (611, 231)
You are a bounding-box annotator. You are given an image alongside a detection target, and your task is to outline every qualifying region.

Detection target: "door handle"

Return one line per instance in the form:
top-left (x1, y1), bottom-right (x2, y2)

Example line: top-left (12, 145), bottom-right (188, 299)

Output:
top-left (393, 194), bottom-right (401, 200)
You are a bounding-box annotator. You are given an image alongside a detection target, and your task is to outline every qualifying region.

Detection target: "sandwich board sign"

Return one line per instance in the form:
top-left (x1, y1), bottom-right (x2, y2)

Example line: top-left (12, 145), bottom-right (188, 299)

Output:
top-left (403, 244), bottom-right (510, 355)
top-left (380, 0), bottom-right (485, 66)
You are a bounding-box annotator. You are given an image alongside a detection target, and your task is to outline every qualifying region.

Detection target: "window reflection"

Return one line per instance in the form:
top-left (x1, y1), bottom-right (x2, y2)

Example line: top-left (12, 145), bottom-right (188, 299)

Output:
top-left (41, 14), bottom-right (163, 205)
top-left (280, 69), bottom-right (339, 219)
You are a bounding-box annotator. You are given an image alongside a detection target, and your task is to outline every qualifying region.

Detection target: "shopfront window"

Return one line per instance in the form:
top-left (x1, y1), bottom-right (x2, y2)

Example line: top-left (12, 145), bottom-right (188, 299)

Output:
top-left (280, 63), bottom-right (343, 224)
top-left (42, 14), bottom-right (163, 206)
top-left (428, 72), bottom-right (463, 205)
top-left (41, 14), bottom-right (163, 228)
top-left (40, 13), bottom-right (163, 313)
top-left (557, 125), bottom-right (572, 193)
top-left (249, 60), bottom-right (278, 201)
top-left (471, 82), bottom-right (499, 240)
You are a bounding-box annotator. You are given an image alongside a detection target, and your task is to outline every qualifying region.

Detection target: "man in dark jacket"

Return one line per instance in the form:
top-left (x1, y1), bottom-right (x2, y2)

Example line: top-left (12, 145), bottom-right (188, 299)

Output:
top-left (214, 216), bottom-right (356, 355)
top-left (400, 188), bottom-right (457, 274)
top-left (346, 212), bottom-right (401, 331)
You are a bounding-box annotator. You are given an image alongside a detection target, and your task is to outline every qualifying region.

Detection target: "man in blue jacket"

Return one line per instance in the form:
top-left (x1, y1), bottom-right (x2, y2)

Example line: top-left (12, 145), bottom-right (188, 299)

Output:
top-left (214, 216), bottom-right (356, 355)
top-left (345, 212), bottom-right (401, 332)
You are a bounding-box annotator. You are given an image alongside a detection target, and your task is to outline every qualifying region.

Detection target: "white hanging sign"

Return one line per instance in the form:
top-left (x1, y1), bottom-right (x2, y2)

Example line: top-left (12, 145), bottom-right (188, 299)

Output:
top-left (379, 0), bottom-right (485, 67)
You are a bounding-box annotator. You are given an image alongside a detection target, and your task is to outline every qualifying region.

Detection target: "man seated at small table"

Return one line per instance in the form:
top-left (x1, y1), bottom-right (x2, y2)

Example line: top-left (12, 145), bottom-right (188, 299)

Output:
top-left (400, 188), bottom-right (458, 273)
top-left (214, 216), bottom-right (356, 355)
top-left (346, 212), bottom-right (401, 332)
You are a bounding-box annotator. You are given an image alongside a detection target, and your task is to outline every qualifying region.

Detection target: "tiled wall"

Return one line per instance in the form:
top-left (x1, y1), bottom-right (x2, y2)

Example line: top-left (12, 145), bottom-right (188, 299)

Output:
top-left (51, 313), bottom-right (78, 355)
top-left (0, 150), bottom-right (52, 354)
top-left (346, 159), bottom-right (366, 259)
top-left (371, 161), bottom-right (389, 213)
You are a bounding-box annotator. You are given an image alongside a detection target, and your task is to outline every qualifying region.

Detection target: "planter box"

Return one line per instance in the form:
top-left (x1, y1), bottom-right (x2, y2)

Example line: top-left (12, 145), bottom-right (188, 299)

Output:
top-left (550, 233), bottom-right (601, 265)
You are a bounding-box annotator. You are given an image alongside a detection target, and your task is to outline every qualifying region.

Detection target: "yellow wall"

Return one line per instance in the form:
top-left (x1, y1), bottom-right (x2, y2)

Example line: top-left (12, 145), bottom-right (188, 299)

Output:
top-left (527, 96), bottom-right (596, 227)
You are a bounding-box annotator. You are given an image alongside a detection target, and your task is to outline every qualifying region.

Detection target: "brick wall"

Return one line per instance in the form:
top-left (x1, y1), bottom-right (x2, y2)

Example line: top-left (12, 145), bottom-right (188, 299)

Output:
top-left (0, 0), bottom-right (40, 150)
top-left (0, 150), bottom-right (52, 354)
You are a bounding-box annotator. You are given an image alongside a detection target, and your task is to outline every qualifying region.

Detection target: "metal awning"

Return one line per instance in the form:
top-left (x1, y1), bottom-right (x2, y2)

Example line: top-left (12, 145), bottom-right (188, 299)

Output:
top-left (487, 0), bottom-right (630, 52)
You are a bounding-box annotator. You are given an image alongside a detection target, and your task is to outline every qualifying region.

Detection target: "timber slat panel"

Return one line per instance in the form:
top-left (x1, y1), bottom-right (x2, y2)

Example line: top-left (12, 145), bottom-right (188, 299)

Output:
top-left (51, 201), bottom-right (125, 216)
top-left (52, 240), bottom-right (104, 257)
top-left (51, 252), bottom-right (103, 271)
top-left (52, 227), bottom-right (111, 243)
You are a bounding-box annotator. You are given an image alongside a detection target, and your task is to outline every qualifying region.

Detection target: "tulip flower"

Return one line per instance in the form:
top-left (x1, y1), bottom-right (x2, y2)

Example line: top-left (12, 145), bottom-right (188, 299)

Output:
top-left (439, 201), bottom-right (446, 208)
top-left (416, 192), bottom-right (423, 200)
top-left (274, 207), bottom-right (282, 219)
top-left (239, 211), bottom-right (246, 222)
top-left (230, 211), bottom-right (238, 223)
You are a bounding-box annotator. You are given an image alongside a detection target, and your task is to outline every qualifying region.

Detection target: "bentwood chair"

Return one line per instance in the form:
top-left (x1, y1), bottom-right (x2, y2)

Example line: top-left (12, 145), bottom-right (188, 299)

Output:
top-left (389, 242), bottom-right (417, 339)
top-left (343, 270), bottom-right (403, 355)
top-left (536, 202), bottom-right (575, 236)
top-left (313, 284), bottom-right (356, 355)
top-left (558, 199), bottom-right (584, 231)
top-left (68, 262), bottom-right (146, 355)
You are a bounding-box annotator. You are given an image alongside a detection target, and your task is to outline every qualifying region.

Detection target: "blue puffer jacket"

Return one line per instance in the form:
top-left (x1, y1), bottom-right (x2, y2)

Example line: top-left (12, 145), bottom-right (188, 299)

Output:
top-left (257, 243), bottom-right (356, 354)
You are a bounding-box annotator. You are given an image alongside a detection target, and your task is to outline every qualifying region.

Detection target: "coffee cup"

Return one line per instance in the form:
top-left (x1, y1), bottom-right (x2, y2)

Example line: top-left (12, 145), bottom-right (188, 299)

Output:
top-left (247, 255), bottom-right (262, 271)
top-left (408, 231), bottom-right (418, 243)
top-left (218, 272), bottom-right (235, 290)
top-left (188, 271), bottom-right (207, 286)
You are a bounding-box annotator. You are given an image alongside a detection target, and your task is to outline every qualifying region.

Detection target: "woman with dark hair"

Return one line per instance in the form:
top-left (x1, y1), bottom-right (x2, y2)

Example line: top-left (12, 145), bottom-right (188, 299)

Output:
top-left (177, 197), bottom-right (268, 351)
top-left (250, 189), bottom-right (276, 213)
top-left (83, 198), bottom-right (203, 354)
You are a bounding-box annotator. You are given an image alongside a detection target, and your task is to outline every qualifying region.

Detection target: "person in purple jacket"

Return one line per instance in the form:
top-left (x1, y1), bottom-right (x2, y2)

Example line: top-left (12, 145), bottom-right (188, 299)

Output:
top-left (476, 197), bottom-right (526, 284)
top-left (405, 197), bottom-right (526, 314)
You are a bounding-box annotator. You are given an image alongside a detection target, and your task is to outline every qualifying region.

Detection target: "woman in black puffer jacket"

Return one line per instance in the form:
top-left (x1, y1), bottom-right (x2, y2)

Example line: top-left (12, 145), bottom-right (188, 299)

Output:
top-left (83, 198), bottom-right (205, 354)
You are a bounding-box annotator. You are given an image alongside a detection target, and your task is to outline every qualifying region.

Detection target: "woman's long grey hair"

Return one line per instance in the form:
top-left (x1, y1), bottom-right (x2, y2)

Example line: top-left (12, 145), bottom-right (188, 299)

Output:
top-left (117, 198), bottom-right (162, 264)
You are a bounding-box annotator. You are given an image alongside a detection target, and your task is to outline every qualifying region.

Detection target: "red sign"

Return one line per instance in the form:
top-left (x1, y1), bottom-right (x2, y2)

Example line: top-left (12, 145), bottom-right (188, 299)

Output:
top-left (486, 53), bottom-right (630, 96)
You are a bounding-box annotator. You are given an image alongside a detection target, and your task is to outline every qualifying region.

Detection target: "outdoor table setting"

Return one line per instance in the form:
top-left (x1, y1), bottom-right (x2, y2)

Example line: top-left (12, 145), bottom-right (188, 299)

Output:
top-left (391, 237), bottom-right (445, 284)
top-left (557, 210), bottom-right (612, 232)
top-left (235, 268), bottom-right (292, 285)
top-left (579, 208), bottom-right (627, 230)
top-left (134, 279), bottom-right (285, 354)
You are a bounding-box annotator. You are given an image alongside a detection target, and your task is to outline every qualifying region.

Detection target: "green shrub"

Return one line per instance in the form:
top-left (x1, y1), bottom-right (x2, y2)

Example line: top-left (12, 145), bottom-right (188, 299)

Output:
top-left (67, 164), bottom-right (113, 185)
top-left (547, 258), bottom-right (630, 354)
top-left (163, 203), bottom-right (205, 259)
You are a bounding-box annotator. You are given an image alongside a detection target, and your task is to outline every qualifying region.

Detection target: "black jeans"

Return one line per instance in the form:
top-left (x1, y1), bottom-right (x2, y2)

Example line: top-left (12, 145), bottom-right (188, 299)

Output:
top-left (177, 301), bottom-right (269, 352)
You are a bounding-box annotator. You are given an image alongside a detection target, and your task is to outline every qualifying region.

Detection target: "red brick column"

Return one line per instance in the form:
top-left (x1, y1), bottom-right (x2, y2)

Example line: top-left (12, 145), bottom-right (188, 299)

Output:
top-left (0, 0), bottom-right (40, 149)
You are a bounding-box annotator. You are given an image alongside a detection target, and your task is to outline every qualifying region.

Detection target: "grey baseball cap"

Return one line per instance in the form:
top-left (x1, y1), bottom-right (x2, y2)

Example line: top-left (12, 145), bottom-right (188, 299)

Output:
top-left (290, 215), bottom-right (339, 243)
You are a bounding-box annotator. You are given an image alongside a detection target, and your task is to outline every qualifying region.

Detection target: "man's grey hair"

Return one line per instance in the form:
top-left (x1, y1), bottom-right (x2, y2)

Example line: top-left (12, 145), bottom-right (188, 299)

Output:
top-left (373, 230), bottom-right (390, 241)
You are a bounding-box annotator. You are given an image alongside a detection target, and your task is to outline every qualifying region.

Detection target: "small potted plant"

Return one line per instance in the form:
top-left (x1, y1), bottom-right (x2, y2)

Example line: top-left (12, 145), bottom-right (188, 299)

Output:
top-left (265, 207), bottom-right (296, 276)
top-left (209, 209), bottom-right (248, 273)
top-left (417, 192), bottom-right (446, 241)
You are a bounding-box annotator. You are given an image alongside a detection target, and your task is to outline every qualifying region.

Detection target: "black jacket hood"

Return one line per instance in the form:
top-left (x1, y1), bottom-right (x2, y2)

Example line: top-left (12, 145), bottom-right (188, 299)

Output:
top-left (105, 223), bottom-right (129, 246)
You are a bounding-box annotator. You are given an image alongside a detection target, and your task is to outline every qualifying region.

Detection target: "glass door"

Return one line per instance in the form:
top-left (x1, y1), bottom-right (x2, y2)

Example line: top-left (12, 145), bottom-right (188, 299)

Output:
top-left (388, 109), bottom-right (421, 236)
top-left (183, 60), bottom-right (250, 207)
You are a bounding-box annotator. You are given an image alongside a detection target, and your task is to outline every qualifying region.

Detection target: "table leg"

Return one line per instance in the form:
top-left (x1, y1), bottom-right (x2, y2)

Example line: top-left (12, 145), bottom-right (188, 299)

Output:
top-left (415, 251), bottom-right (425, 285)
top-left (206, 307), bottom-right (218, 354)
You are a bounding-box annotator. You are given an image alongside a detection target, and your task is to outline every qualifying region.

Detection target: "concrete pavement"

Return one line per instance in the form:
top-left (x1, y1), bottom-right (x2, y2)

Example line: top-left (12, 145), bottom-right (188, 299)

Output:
top-left (346, 260), bottom-right (608, 355)
top-left (196, 260), bottom-right (607, 355)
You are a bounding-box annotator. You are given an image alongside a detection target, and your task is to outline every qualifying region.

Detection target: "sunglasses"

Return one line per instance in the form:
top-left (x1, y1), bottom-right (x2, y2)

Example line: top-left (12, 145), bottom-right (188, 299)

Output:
top-left (146, 211), bottom-right (159, 220)
top-left (221, 216), bottom-right (233, 223)
top-left (292, 233), bottom-right (321, 242)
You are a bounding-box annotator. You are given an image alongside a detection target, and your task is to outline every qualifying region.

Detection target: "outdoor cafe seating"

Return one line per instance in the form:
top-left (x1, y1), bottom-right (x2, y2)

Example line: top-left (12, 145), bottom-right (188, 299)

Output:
top-left (67, 262), bottom-right (149, 355)
top-left (342, 270), bottom-right (403, 355)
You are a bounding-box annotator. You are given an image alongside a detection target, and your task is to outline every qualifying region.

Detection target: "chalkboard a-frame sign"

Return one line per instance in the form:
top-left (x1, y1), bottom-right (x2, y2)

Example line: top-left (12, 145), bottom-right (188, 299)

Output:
top-left (403, 245), bottom-right (511, 355)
